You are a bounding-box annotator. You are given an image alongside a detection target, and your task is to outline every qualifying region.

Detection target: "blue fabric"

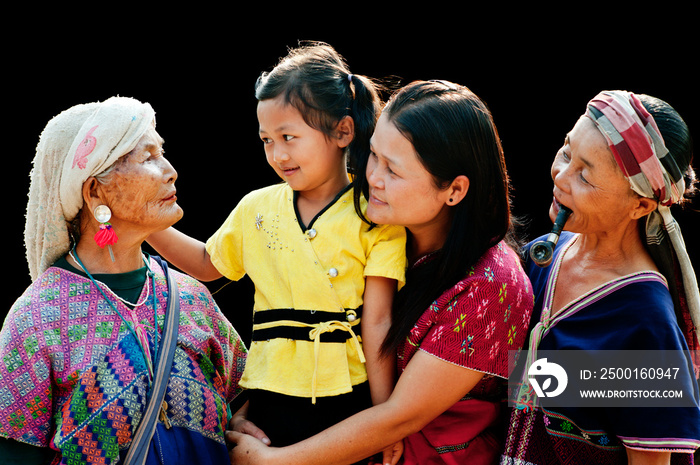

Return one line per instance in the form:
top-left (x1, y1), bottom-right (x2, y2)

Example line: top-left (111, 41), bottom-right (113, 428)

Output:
top-left (118, 424), bottom-right (230, 465)
top-left (524, 232), bottom-right (700, 443)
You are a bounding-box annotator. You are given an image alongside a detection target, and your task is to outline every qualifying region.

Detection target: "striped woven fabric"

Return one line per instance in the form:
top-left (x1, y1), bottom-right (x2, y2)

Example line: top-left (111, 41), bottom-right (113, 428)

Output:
top-left (585, 90), bottom-right (684, 206)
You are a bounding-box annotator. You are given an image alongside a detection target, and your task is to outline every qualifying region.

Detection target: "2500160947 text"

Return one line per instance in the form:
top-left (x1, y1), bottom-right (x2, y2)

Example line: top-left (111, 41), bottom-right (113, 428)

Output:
top-left (581, 367), bottom-right (680, 381)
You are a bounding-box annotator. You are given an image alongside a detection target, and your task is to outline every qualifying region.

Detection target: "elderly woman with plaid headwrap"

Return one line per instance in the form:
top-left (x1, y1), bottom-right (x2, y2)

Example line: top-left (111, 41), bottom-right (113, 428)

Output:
top-left (0, 97), bottom-right (246, 465)
top-left (503, 91), bottom-right (700, 465)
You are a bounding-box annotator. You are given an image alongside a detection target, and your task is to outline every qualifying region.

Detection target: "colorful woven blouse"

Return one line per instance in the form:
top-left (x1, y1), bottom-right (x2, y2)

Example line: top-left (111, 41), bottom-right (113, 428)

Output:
top-left (397, 241), bottom-right (534, 464)
top-left (0, 257), bottom-right (247, 464)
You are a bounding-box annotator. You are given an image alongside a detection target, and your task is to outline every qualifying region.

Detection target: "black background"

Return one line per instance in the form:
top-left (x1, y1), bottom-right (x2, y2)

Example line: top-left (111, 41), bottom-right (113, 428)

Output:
top-left (4, 21), bottom-right (698, 345)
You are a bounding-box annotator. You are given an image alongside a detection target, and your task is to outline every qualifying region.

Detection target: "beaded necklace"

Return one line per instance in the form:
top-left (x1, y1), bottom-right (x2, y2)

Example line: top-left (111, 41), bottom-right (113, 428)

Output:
top-left (70, 247), bottom-right (160, 382)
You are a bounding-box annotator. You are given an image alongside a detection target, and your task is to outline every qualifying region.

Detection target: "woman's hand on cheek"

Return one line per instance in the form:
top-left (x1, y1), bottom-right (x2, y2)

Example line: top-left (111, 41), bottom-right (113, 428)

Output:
top-left (227, 430), bottom-right (273, 465)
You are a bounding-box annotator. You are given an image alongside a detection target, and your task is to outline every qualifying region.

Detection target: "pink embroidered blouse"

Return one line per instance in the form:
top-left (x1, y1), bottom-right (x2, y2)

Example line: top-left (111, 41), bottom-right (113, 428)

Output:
top-left (397, 241), bottom-right (534, 464)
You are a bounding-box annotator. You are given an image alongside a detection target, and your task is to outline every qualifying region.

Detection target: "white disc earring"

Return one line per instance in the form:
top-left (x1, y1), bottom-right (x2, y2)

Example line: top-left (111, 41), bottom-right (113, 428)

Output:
top-left (93, 205), bottom-right (117, 262)
top-left (94, 205), bottom-right (112, 223)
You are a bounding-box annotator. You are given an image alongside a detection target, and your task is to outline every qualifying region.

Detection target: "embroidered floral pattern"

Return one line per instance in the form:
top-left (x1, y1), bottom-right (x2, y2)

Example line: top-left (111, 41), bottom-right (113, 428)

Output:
top-left (561, 420), bottom-right (573, 433)
top-left (498, 283), bottom-right (508, 303)
top-left (507, 325), bottom-right (518, 345)
top-left (485, 321), bottom-right (496, 339)
top-left (460, 335), bottom-right (475, 356)
top-left (397, 241), bottom-right (533, 379)
top-left (488, 341), bottom-right (500, 360)
top-left (453, 314), bottom-right (468, 332)
top-left (541, 409), bottom-right (621, 450)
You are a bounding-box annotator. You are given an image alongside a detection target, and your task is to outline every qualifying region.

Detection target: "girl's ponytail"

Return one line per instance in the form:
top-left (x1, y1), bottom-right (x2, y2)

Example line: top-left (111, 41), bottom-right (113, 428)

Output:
top-left (346, 73), bottom-right (383, 224)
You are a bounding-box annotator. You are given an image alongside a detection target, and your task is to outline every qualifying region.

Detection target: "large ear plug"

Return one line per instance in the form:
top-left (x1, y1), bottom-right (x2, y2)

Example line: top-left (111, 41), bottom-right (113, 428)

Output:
top-left (94, 205), bottom-right (118, 262)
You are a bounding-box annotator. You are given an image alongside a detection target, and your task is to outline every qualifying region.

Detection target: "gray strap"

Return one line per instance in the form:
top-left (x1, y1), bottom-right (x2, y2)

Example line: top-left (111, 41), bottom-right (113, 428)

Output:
top-left (124, 258), bottom-right (180, 465)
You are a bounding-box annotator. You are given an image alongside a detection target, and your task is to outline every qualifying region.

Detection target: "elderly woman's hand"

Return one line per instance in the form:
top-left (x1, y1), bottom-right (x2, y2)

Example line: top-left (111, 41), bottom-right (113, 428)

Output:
top-left (227, 430), bottom-right (275, 465)
top-left (228, 403), bottom-right (270, 446)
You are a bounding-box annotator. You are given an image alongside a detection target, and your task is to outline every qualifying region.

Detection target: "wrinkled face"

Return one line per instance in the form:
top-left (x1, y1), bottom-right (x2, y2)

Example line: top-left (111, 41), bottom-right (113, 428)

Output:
top-left (550, 116), bottom-right (640, 234)
top-left (93, 125), bottom-right (182, 235)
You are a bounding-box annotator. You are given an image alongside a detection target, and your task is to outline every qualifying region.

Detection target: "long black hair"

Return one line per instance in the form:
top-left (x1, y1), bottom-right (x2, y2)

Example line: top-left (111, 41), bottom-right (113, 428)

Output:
top-left (255, 41), bottom-right (383, 222)
top-left (637, 94), bottom-right (696, 201)
top-left (360, 80), bottom-right (519, 356)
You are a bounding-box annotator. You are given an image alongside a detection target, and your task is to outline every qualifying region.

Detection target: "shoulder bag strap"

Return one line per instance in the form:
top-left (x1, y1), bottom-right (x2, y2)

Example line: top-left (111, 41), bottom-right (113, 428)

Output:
top-left (124, 256), bottom-right (180, 465)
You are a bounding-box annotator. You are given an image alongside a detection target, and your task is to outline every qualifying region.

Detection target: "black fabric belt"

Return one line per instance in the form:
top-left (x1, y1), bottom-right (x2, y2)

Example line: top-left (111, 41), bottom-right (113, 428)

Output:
top-left (251, 307), bottom-right (363, 342)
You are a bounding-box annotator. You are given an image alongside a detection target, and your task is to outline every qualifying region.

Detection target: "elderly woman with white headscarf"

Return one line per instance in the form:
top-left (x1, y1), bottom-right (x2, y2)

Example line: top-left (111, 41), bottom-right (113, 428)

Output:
top-left (0, 97), bottom-right (247, 465)
top-left (503, 91), bottom-right (700, 465)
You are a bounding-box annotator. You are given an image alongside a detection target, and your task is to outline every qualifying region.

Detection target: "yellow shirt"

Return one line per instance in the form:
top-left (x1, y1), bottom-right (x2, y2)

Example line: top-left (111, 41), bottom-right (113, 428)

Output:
top-left (206, 183), bottom-right (406, 399)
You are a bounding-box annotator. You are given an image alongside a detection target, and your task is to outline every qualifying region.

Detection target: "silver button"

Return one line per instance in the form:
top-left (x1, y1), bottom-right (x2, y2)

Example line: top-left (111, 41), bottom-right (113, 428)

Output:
top-left (328, 267), bottom-right (338, 278)
top-left (307, 228), bottom-right (317, 239)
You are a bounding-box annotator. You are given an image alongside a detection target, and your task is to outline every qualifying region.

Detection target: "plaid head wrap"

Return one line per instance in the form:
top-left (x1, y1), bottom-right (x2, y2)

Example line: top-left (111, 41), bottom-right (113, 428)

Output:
top-left (586, 90), bottom-right (700, 374)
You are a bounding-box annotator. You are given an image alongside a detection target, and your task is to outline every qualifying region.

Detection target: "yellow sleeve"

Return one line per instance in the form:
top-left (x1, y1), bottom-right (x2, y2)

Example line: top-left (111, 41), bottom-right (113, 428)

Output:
top-left (205, 199), bottom-right (247, 281)
top-left (364, 223), bottom-right (407, 289)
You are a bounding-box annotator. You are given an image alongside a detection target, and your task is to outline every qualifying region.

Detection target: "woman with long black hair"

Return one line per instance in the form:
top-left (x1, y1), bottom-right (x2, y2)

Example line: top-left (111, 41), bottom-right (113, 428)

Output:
top-left (227, 80), bottom-right (534, 465)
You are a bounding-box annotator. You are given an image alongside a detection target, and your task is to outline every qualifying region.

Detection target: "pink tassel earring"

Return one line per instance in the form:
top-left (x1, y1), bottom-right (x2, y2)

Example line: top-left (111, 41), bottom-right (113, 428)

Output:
top-left (94, 205), bottom-right (118, 262)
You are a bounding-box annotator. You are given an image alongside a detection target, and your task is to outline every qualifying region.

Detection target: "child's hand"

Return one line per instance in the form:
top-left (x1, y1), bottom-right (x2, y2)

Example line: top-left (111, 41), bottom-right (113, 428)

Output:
top-left (370, 440), bottom-right (403, 465)
top-left (228, 412), bottom-right (271, 446)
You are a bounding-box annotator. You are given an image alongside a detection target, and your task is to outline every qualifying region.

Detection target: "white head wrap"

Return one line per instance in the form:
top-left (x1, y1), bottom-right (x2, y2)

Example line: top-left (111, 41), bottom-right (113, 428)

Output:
top-left (25, 96), bottom-right (156, 281)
